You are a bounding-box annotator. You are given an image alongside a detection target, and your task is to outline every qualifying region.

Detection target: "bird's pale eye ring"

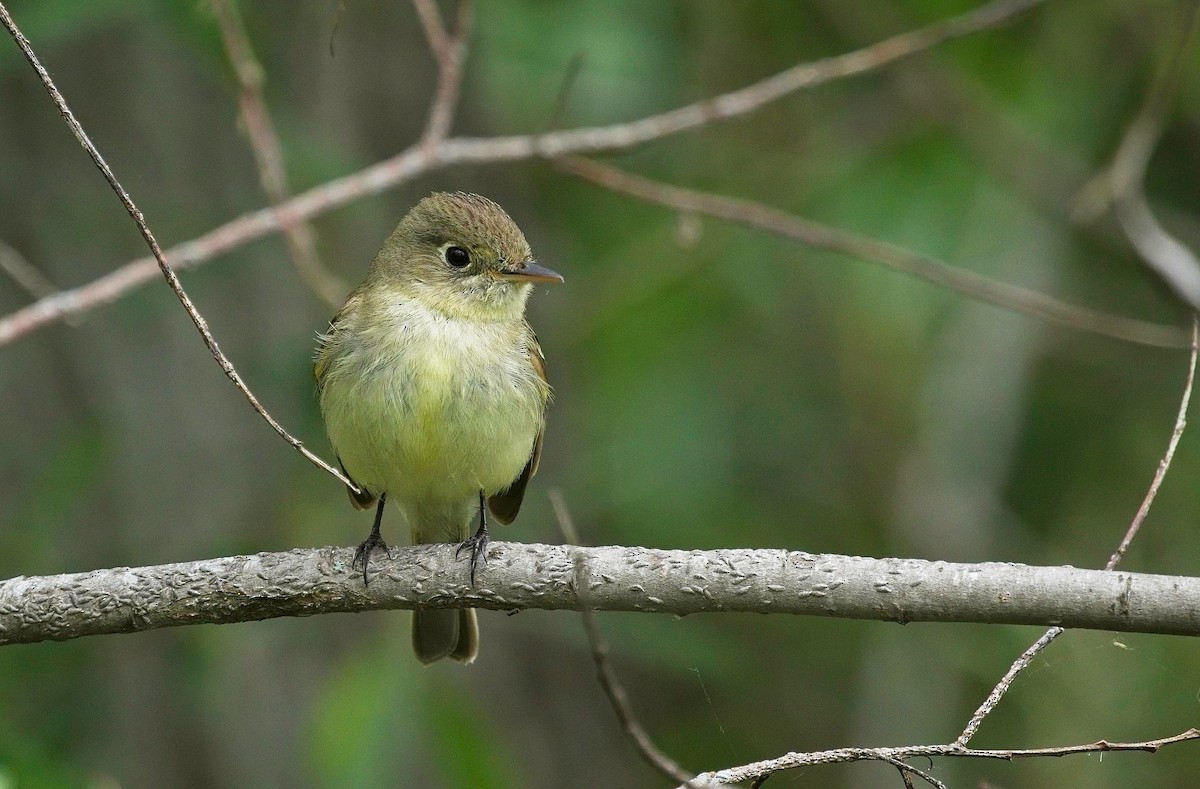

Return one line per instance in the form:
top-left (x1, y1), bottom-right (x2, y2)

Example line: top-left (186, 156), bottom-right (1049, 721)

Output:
top-left (444, 245), bottom-right (471, 269)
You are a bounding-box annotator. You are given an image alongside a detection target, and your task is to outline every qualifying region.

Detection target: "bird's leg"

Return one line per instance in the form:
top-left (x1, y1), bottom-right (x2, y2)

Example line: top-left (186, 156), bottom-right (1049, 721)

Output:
top-left (456, 490), bottom-right (490, 585)
top-left (352, 493), bottom-right (391, 585)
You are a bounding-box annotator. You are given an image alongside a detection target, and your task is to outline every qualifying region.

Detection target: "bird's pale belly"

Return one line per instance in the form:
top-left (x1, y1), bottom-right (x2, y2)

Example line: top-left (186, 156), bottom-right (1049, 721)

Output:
top-left (324, 326), bottom-right (542, 506)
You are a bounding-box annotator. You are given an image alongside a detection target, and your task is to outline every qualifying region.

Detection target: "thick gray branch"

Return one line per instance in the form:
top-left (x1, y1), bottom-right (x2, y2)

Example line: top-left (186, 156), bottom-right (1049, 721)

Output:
top-left (1, 543), bottom-right (1197, 645)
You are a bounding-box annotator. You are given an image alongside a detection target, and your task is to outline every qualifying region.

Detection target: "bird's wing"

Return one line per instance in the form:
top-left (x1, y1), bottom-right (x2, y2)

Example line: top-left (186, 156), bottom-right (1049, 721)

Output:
top-left (340, 458), bottom-right (377, 510)
top-left (487, 333), bottom-right (547, 525)
top-left (314, 292), bottom-right (377, 509)
top-left (313, 294), bottom-right (356, 394)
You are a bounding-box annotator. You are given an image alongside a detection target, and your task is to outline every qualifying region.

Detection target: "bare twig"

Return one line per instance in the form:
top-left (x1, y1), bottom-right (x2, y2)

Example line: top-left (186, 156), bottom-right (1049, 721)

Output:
top-left (411, 0), bottom-right (453, 66)
top-left (954, 625), bottom-right (1065, 747)
top-left (681, 729), bottom-right (1200, 787)
top-left (559, 156), bottom-right (1190, 349)
top-left (540, 53), bottom-right (586, 133)
top-left (956, 318), bottom-right (1197, 745)
top-left (0, 3), bottom-right (356, 492)
top-left (1108, 316), bottom-right (1198, 567)
top-left (1074, 1), bottom-right (1200, 307)
top-left (0, 0), bottom-right (1051, 345)
top-left (549, 492), bottom-right (701, 788)
top-left (209, 0), bottom-right (345, 307)
top-left (880, 755), bottom-right (945, 789)
top-left (414, 0), bottom-right (473, 146)
top-left (0, 239), bottom-right (58, 301)
top-left (328, 0), bottom-right (349, 57)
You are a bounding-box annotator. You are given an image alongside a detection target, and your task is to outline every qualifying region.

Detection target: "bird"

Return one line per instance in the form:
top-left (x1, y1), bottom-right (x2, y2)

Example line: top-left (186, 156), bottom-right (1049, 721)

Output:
top-left (314, 192), bottom-right (562, 663)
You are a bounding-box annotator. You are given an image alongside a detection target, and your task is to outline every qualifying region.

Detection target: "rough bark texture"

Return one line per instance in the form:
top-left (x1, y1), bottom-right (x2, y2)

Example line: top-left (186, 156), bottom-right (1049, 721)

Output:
top-left (0, 543), bottom-right (1197, 645)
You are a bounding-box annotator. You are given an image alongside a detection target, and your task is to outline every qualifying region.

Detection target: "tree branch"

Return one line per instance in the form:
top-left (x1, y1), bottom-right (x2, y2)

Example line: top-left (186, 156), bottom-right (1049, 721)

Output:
top-left (681, 729), bottom-right (1200, 787)
top-left (209, 0), bottom-right (346, 307)
top-left (413, 0), bottom-right (472, 146)
top-left (559, 156), bottom-right (1190, 349)
top-left (1073, 1), bottom-right (1200, 308)
top-left (549, 493), bottom-right (704, 787)
top-left (3, 543), bottom-right (1200, 646)
top-left (0, 0), bottom-right (1048, 345)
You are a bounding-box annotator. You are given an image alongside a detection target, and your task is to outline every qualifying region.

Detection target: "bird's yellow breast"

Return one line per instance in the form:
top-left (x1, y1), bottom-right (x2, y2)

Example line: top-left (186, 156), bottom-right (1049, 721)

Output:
top-left (317, 294), bottom-right (546, 509)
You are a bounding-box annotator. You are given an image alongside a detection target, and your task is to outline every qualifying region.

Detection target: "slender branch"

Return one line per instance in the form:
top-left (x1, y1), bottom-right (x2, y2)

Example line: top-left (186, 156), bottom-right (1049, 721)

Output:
top-left (1107, 315), bottom-right (1198, 568)
top-left (954, 625), bottom-right (1065, 747)
top-left (4, 543), bottom-right (1200, 646)
top-left (0, 238), bottom-right (58, 301)
top-left (680, 729), bottom-right (1200, 787)
top-left (413, 0), bottom-right (473, 146)
top-left (209, 0), bottom-right (345, 306)
top-left (411, 0), bottom-right (453, 65)
top-left (955, 316), bottom-right (1199, 746)
top-left (0, 3), bottom-right (356, 491)
top-left (559, 156), bottom-right (1190, 349)
top-left (549, 493), bottom-right (703, 788)
top-left (1074, 1), bottom-right (1200, 308)
top-left (540, 53), bottom-right (586, 133)
top-left (880, 756), bottom-right (945, 789)
top-left (0, 0), bottom-right (1049, 345)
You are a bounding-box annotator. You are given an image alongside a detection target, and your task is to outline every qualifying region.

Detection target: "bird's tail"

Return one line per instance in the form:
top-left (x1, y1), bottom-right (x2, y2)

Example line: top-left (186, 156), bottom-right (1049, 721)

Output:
top-left (412, 607), bottom-right (478, 664)
top-left (409, 500), bottom-right (479, 664)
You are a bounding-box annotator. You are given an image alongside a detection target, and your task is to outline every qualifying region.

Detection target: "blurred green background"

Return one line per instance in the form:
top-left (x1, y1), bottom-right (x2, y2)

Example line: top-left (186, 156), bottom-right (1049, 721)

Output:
top-left (2, 1), bottom-right (1199, 787)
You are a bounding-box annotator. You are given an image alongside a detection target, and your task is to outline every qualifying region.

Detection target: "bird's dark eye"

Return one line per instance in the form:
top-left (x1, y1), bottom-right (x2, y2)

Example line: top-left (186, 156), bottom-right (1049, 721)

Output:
top-left (444, 246), bottom-right (470, 268)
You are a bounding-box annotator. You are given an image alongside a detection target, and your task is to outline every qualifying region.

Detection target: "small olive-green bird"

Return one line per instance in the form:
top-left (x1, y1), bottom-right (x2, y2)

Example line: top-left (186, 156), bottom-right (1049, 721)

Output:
top-left (314, 192), bottom-right (562, 664)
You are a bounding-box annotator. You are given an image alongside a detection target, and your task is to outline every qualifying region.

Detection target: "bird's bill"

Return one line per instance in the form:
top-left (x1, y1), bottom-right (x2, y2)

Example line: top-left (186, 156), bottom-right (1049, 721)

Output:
top-left (497, 261), bottom-right (564, 284)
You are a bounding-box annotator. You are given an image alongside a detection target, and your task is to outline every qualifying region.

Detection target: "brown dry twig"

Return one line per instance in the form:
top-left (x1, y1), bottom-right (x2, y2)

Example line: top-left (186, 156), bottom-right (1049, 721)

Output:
top-left (0, 2), bottom-right (357, 492)
top-left (681, 729), bottom-right (1200, 787)
top-left (0, 0), bottom-right (1049, 345)
top-left (1107, 316), bottom-right (1198, 567)
top-left (548, 491), bottom-right (704, 788)
top-left (209, 0), bottom-right (345, 307)
top-left (559, 156), bottom-right (1190, 349)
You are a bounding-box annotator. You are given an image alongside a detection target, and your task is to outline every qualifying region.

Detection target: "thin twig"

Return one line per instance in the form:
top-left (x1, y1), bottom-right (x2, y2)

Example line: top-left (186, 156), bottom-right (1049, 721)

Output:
top-left (548, 491), bottom-right (702, 788)
top-left (414, 0), bottom-right (473, 146)
top-left (1108, 316), bottom-right (1198, 568)
top-left (953, 7), bottom-right (1200, 742)
top-left (956, 319), bottom-right (1198, 745)
top-left (559, 156), bottom-right (1189, 349)
top-left (411, 0), bottom-right (453, 66)
top-left (328, 0), bottom-right (349, 57)
top-left (209, 0), bottom-right (345, 307)
top-left (880, 755), bottom-right (946, 789)
top-left (539, 52), bottom-right (586, 134)
top-left (1074, 1), bottom-right (1200, 307)
top-left (0, 3), bottom-right (356, 492)
top-left (0, 239), bottom-right (58, 301)
top-left (683, 729), bottom-right (1200, 787)
top-left (0, 0), bottom-right (1059, 346)
top-left (954, 626), bottom-right (1065, 747)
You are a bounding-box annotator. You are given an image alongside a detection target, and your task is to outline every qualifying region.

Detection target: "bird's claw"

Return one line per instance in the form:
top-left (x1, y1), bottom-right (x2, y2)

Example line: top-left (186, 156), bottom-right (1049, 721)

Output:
top-left (352, 534), bottom-right (391, 585)
top-left (456, 529), bottom-right (490, 586)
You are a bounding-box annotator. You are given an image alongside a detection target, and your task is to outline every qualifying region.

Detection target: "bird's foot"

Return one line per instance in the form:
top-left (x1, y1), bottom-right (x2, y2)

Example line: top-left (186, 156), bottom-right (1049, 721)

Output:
top-left (456, 527), bottom-right (490, 586)
top-left (352, 533), bottom-right (391, 585)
